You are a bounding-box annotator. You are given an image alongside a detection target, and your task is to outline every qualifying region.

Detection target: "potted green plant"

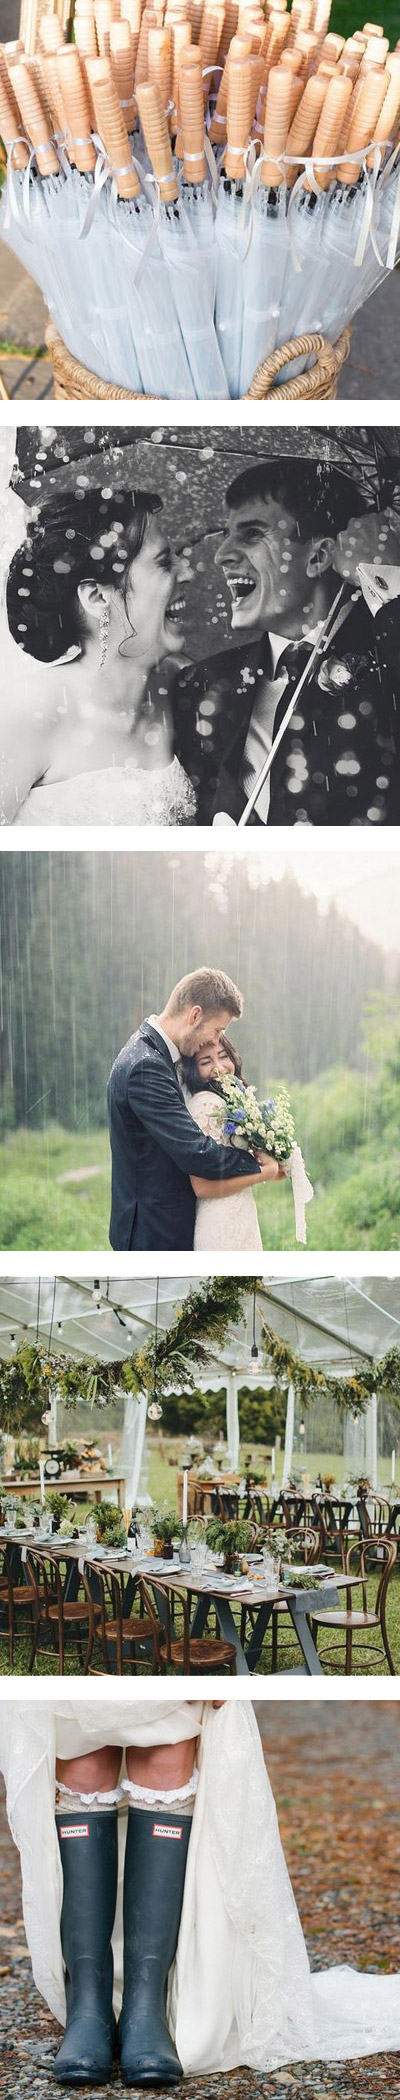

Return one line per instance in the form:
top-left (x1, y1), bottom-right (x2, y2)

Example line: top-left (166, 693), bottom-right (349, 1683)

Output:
top-left (94, 1500), bottom-right (127, 1550)
top-left (205, 1517), bottom-right (255, 1573)
top-left (149, 1507), bottom-right (183, 1561)
top-left (46, 1491), bottom-right (66, 1533)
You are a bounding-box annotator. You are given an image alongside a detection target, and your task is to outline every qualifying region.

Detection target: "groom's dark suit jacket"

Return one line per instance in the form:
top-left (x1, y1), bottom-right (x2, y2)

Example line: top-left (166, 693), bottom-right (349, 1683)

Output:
top-left (172, 597), bottom-right (400, 825)
top-left (107, 1019), bottom-right (259, 1251)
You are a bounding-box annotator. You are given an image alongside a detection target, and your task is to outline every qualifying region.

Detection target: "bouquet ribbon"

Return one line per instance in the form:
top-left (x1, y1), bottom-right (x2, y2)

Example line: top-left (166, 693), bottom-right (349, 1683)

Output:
top-left (285, 1144), bottom-right (314, 1246)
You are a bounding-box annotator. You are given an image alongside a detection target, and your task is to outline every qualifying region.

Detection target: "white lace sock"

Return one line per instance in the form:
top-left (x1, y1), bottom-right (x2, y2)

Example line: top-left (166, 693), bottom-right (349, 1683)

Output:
top-left (55, 1782), bottom-right (123, 1814)
top-left (120, 1773), bottom-right (198, 1816)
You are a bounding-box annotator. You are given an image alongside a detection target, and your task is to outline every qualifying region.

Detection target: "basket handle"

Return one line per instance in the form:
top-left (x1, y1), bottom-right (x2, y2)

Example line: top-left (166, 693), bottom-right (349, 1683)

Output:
top-left (246, 329), bottom-right (348, 399)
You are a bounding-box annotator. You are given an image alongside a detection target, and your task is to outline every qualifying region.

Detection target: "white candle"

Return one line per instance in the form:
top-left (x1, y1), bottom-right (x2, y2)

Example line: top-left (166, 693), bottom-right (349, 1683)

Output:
top-left (107, 1443), bottom-right (113, 1470)
top-left (182, 1468), bottom-right (188, 1527)
top-left (39, 1458), bottom-right (46, 1507)
top-left (271, 1449), bottom-right (275, 1478)
top-left (392, 1448), bottom-right (396, 1484)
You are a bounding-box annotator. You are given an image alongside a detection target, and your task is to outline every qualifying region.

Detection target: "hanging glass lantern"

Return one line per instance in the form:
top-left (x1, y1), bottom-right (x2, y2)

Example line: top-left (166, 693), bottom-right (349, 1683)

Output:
top-left (148, 1280), bottom-right (163, 1421)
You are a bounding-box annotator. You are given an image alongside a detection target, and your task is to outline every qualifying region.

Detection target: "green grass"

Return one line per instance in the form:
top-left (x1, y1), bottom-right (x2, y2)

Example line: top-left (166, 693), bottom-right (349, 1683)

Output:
top-left (1, 1053), bottom-right (400, 1250)
top-left (0, 1125), bottom-right (111, 1251)
top-left (0, 1050), bottom-right (397, 1243)
top-left (331, 0), bottom-right (400, 35)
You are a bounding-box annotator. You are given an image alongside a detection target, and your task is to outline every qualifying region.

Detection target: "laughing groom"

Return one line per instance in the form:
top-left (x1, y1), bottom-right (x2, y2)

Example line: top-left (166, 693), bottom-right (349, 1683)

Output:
top-left (107, 966), bottom-right (277, 1251)
top-left (173, 457), bottom-right (400, 826)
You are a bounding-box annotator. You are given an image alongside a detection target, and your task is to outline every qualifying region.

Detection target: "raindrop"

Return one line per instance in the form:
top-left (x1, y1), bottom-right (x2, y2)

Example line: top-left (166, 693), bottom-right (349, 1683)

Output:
top-left (334, 754), bottom-right (360, 778)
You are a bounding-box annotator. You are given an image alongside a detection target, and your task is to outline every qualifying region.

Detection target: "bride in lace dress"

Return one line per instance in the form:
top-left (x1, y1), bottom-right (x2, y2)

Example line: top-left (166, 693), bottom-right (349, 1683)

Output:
top-left (183, 1036), bottom-right (284, 1249)
top-left (1, 1698), bottom-right (399, 2074)
top-left (1, 466), bottom-right (195, 827)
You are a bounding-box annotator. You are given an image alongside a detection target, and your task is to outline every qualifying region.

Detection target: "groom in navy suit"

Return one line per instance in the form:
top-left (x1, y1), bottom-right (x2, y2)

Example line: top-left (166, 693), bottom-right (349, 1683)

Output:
top-left (108, 966), bottom-right (277, 1250)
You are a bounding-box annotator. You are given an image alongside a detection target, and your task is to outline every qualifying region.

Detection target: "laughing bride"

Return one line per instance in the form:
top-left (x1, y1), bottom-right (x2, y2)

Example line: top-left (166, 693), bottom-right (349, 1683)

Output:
top-left (1, 475), bottom-right (195, 827)
top-left (1, 1699), bottom-right (399, 2087)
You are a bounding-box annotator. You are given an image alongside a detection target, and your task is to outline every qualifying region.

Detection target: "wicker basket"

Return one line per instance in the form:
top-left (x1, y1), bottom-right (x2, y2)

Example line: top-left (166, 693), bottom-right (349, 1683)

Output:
top-left (46, 320), bottom-right (351, 403)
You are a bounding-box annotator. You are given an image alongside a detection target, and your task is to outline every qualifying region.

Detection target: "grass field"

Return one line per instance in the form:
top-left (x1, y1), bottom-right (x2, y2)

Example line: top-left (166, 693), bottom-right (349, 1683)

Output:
top-left (332, 0), bottom-right (400, 33)
top-left (1, 1057), bottom-right (399, 1250)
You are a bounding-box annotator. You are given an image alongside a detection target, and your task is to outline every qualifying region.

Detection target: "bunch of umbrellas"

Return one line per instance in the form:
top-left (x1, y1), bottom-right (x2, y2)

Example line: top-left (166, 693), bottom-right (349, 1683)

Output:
top-left (1, 0), bottom-right (400, 398)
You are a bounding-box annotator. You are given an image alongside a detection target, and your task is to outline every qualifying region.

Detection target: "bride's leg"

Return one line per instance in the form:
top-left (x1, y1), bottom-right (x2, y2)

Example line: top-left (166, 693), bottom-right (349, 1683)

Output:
top-left (120, 1738), bottom-right (199, 2089)
top-left (56, 1746), bottom-right (122, 1798)
top-left (54, 1747), bottom-right (121, 2088)
top-left (125, 1739), bottom-right (196, 1790)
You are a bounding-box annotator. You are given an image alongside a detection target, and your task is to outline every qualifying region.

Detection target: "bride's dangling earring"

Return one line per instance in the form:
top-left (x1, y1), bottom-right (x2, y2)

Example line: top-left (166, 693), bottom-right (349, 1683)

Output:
top-left (99, 604), bottom-right (110, 668)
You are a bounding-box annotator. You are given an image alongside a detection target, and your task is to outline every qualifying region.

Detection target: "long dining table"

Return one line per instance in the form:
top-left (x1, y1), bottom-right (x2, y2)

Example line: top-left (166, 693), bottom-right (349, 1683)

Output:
top-left (7, 1536), bottom-right (340, 1677)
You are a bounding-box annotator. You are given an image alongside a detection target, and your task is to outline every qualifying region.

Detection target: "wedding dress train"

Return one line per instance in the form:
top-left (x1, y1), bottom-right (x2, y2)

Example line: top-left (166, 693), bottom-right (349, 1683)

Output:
top-left (1, 1700), bottom-right (399, 2073)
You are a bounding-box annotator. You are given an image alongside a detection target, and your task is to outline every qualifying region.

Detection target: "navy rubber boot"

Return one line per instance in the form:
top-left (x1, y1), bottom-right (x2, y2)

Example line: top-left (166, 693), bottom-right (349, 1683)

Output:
top-left (54, 1810), bottom-right (118, 2086)
top-left (119, 1807), bottom-right (192, 2087)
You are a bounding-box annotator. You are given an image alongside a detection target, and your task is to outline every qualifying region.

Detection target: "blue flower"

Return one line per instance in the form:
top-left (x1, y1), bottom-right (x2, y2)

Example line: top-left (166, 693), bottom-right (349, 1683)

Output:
top-left (225, 1119), bottom-right (237, 1134)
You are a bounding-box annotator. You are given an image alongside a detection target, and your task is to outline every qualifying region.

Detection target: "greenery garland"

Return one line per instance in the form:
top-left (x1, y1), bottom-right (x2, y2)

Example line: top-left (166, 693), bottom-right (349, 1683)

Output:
top-left (0, 1279), bottom-right (257, 1434)
top-left (261, 1325), bottom-right (400, 1415)
top-left (2, 1285), bottom-right (400, 1437)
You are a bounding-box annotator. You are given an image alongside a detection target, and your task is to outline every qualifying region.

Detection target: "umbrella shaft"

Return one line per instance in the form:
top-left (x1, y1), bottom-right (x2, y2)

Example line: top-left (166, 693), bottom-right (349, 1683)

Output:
top-left (238, 582), bottom-right (347, 827)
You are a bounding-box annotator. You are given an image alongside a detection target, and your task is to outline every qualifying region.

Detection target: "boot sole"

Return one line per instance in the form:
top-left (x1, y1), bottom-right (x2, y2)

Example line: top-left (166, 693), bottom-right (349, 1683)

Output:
top-left (122, 2077), bottom-right (183, 2090)
top-left (54, 2067), bottom-right (113, 2087)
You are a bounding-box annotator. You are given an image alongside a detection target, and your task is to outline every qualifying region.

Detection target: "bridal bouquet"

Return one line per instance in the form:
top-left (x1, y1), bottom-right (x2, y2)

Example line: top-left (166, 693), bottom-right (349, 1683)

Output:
top-left (216, 1076), bottom-right (313, 1244)
top-left (219, 1077), bottom-right (295, 1161)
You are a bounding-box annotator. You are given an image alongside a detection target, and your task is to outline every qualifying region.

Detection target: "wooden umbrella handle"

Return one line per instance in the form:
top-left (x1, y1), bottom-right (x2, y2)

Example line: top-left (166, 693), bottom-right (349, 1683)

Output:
top-left (87, 54), bottom-right (140, 195)
top-left (136, 78), bottom-right (179, 199)
top-left (225, 52), bottom-right (253, 177)
top-left (56, 48), bottom-right (97, 171)
top-left (262, 62), bottom-right (292, 181)
top-left (0, 49), bottom-right (30, 167)
top-left (10, 58), bottom-right (60, 173)
top-left (179, 50), bottom-right (206, 178)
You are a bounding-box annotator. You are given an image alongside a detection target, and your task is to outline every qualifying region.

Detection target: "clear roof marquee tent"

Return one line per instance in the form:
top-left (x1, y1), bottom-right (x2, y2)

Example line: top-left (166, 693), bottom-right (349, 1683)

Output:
top-left (0, 1275), bottom-right (399, 1373)
top-left (1, 1279), bottom-right (399, 1500)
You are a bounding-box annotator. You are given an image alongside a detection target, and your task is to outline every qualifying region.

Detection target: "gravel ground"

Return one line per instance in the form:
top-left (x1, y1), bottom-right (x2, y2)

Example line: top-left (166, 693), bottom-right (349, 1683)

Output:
top-left (1, 1701), bottom-right (399, 2100)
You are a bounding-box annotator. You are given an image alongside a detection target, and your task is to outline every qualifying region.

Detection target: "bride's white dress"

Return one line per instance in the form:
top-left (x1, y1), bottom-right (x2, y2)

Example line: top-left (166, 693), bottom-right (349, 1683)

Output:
top-left (2, 1699), bottom-right (399, 2073)
top-left (185, 1088), bottom-right (262, 1250)
top-left (13, 757), bottom-right (196, 827)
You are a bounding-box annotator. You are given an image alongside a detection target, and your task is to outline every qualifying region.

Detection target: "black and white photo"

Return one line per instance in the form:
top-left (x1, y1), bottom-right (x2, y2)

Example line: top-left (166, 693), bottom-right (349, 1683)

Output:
top-left (1, 423), bottom-right (400, 828)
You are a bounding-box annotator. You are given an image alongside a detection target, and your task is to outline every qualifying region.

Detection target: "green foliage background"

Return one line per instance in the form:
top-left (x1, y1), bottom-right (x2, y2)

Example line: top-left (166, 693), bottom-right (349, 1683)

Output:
top-left (0, 856), bottom-right (399, 1251)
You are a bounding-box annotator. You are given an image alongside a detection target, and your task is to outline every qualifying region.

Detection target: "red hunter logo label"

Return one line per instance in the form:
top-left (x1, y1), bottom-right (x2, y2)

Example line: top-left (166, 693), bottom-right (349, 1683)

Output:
top-left (59, 1824), bottom-right (90, 1839)
top-left (153, 1823), bottom-right (182, 1840)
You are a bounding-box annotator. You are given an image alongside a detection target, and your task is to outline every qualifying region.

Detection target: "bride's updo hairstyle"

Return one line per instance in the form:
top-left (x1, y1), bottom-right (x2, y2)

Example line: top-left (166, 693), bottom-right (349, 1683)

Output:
top-left (6, 486), bottom-right (162, 662)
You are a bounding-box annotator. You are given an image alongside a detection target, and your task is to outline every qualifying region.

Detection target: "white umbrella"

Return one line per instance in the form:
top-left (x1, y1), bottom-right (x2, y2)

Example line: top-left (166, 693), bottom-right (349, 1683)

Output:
top-left (214, 50), bottom-right (253, 395)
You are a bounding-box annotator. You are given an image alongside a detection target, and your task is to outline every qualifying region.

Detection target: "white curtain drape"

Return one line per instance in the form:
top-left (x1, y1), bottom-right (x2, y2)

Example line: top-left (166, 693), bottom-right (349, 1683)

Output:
top-left (282, 1382), bottom-right (295, 1488)
top-left (120, 1392), bottom-right (146, 1506)
top-left (226, 1371), bottom-right (240, 1471)
top-left (365, 1391), bottom-right (378, 1489)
